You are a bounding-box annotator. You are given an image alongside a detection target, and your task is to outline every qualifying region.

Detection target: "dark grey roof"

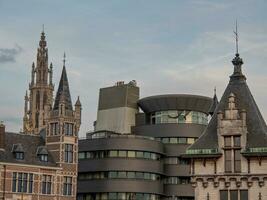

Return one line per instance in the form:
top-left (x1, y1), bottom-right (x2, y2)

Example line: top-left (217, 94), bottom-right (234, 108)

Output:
top-left (0, 132), bottom-right (57, 167)
top-left (138, 94), bottom-right (213, 114)
top-left (36, 146), bottom-right (49, 155)
top-left (208, 93), bottom-right (219, 115)
top-left (53, 66), bottom-right (73, 111)
top-left (12, 144), bottom-right (24, 152)
top-left (188, 54), bottom-right (267, 152)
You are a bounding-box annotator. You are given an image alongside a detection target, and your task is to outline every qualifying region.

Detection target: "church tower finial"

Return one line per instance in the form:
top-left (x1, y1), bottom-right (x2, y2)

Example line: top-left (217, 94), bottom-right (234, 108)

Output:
top-left (230, 22), bottom-right (246, 82)
top-left (234, 20), bottom-right (239, 55)
top-left (63, 52), bottom-right (66, 67)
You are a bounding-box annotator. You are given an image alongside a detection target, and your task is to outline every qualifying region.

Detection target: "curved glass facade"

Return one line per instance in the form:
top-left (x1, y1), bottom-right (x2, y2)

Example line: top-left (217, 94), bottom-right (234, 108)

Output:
top-left (150, 110), bottom-right (208, 125)
top-left (78, 150), bottom-right (161, 160)
top-left (78, 171), bottom-right (161, 181)
top-left (156, 137), bottom-right (197, 144)
top-left (164, 177), bottom-right (191, 185)
top-left (77, 193), bottom-right (160, 200)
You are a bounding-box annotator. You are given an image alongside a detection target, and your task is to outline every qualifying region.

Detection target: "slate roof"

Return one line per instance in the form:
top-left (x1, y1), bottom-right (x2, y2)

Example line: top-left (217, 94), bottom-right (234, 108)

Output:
top-left (208, 92), bottom-right (219, 116)
top-left (0, 132), bottom-right (57, 167)
top-left (53, 66), bottom-right (73, 111)
top-left (188, 54), bottom-right (267, 153)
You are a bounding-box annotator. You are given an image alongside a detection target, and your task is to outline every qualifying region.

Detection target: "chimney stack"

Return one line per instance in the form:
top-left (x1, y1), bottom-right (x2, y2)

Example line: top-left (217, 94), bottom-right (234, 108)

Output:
top-left (0, 121), bottom-right (5, 150)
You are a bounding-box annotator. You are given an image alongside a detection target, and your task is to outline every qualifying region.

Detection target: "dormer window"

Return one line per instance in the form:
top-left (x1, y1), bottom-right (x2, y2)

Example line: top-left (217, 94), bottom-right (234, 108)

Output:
top-left (12, 144), bottom-right (25, 160)
top-left (40, 154), bottom-right (48, 162)
top-left (15, 152), bottom-right (24, 160)
top-left (37, 146), bottom-right (49, 162)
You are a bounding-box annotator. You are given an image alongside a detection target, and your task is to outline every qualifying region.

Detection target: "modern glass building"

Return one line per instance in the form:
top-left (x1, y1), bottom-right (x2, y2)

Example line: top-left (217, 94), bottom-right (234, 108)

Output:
top-left (133, 94), bottom-right (214, 200)
top-left (77, 82), bottom-right (215, 200)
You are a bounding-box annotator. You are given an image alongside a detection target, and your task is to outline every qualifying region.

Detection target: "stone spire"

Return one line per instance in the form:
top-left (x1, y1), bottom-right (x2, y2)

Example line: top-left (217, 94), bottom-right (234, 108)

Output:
top-left (36, 28), bottom-right (49, 85)
top-left (53, 53), bottom-right (73, 111)
top-left (23, 29), bottom-right (54, 134)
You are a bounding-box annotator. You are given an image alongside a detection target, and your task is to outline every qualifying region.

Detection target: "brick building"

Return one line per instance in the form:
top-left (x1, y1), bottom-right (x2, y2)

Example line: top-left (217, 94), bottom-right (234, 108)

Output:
top-left (0, 30), bottom-right (81, 200)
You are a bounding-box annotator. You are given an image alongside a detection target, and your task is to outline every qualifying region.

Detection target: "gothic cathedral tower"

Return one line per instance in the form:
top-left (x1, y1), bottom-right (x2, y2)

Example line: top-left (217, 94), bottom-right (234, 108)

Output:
top-left (23, 29), bottom-right (54, 134)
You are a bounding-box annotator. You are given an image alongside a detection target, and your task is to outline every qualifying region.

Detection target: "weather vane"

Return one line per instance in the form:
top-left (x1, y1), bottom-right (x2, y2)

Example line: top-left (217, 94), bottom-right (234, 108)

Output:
top-left (233, 20), bottom-right (239, 54)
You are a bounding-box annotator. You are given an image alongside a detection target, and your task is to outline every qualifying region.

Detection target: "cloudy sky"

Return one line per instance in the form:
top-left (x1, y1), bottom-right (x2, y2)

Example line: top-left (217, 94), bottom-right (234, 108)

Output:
top-left (0, 0), bottom-right (267, 137)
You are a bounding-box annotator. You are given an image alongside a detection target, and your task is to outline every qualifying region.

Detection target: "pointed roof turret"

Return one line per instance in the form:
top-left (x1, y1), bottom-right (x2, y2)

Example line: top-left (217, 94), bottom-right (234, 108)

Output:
top-left (75, 96), bottom-right (81, 107)
top-left (186, 52), bottom-right (267, 154)
top-left (53, 53), bottom-right (73, 111)
top-left (208, 87), bottom-right (219, 116)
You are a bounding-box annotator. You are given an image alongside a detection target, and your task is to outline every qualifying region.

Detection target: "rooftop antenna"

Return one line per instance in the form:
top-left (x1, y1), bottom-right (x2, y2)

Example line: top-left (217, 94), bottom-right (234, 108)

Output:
top-left (233, 20), bottom-right (239, 54)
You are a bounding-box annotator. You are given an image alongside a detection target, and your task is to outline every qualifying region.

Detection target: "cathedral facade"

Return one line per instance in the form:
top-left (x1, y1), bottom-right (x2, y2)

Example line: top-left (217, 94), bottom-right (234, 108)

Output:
top-left (185, 53), bottom-right (267, 200)
top-left (0, 30), bottom-right (81, 200)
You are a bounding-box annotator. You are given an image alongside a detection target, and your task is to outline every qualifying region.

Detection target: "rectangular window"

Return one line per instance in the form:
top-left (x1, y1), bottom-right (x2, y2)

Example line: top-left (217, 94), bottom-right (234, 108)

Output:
top-left (128, 151), bottom-right (135, 158)
top-left (144, 173), bottom-right (150, 180)
top-left (178, 137), bottom-right (187, 144)
top-left (64, 123), bottom-right (74, 136)
top-left (18, 173), bottom-right (23, 192)
top-left (230, 190), bottom-right (238, 200)
top-left (12, 172), bottom-right (33, 193)
top-left (109, 171), bottom-right (117, 178)
top-left (234, 136), bottom-right (241, 147)
top-left (15, 152), bottom-right (24, 160)
top-left (78, 152), bottom-right (85, 159)
top-left (22, 173), bottom-right (28, 193)
top-left (42, 175), bottom-right (52, 194)
top-left (225, 150), bottom-right (232, 173)
top-left (118, 151), bottom-right (127, 157)
top-left (220, 190), bottom-right (228, 200)
top-left (144, 152), bottom-right (151, 159)
top-left (234, 150), bottom-right (241, 173)
top-left (224, 136), bottom-right (232, 147)
top-left (240, 190), bottom-right (248, 200)
top-left (109, 193), bottom-right (117, 200)
top-left (28, 174), bottom-right (33, 193)
top-left (187, 138), bottom-right (195, 144)
top-left (170, 138), bottom-right (178, 144)
top-left (127, 172), bottom-right (135, 179)
top-left (118, 172), bottom-right (127, 178)
top-left (63, 176), bottom-right (72, 196)
top-left (50, 122), bottom-right (59, 135)
top-left (109, 150), bottom-right (118, 157)
top-left (64, 144), bottom-right (73, 163)
top-left (12, 172), bottom-right (17, 192)
top-left (136, 151), bottom-right (144, 158)
top-left (162, 138), bottom-right (169, 143)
